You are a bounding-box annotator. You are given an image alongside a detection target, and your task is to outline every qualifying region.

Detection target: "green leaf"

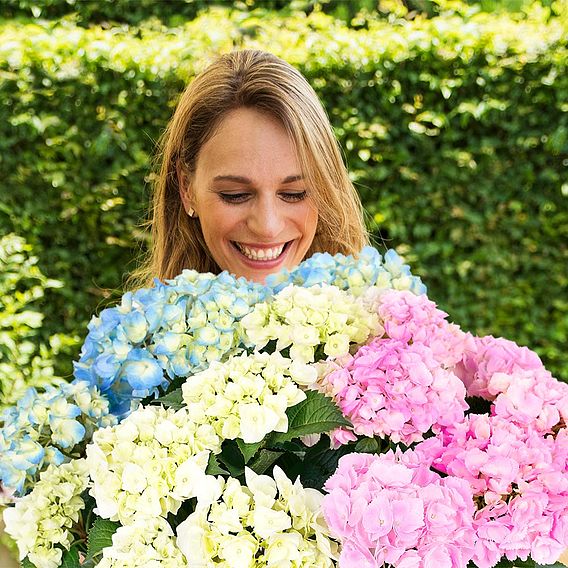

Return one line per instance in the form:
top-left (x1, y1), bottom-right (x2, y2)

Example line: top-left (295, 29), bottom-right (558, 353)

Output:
top-left (355, 437), bottom-right (380, 453)
top-left (59, 547), bottom-right (81, 568)
top-left (248, 449), bottom-right (284, 475)
top-left (21, 559), bottom-right (36, 568)
top-left (268, 390), bottom-right (351, 445)
top-left (300, 435), bottom-right (355, 491)
top-left (206, 452), bottom-right (229, 476)
top-left (482, 558), bottom-right (568, 568)
top-left (218, 439), bottom-right (245, 478)
top-left (85, 518), bottom-right (120, 563)
top-left (154, 387), bottom-right (184, 410)
top-left (236, 439), bottom-right (263, 463)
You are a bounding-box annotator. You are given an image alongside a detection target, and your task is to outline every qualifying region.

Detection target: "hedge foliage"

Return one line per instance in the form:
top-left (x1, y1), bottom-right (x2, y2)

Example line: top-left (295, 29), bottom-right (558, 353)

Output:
top-left (0, 234), bottom-right (78, 406)
top-left (0, 3), bottom-right (566, 387)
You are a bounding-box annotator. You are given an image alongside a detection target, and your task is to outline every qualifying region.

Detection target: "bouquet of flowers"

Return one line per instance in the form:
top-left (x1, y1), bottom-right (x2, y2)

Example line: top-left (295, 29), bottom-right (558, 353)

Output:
top-left (1, 247), bottom-right (566, 568)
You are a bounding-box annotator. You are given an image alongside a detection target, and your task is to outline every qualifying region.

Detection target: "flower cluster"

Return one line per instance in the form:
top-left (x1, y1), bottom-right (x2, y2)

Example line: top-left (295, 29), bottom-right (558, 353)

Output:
top-left (182, 351), bottom-right (316, 444)
top-left (415, 416), bottom-right (568, 567)
top-left (86, 405), bottom-right (221, 525)
top-left (97, 517), bottom-right (188, 568)
top-left (241, 284), bottom-right (381, 364)
top-left (374, 289), bottom-right (475, 367)
top-left (4, 459), bottom-right (89, 568)
top-left (322, 291), bottom-right (468, 445)
top-left (322, 450), bottom-right (476, 567)
top-left (455, 335), bottom-right (568, 433)
top-left (266, 246), bottom-right (426, 297)
top-left (455, 335), bottom-right (550, 399)
top-left (0, 381), bottom-right (114, 495)
top-left (74, 271), bottom-right (268, 416)
top-left (176, 466), bottom-right (338, 567)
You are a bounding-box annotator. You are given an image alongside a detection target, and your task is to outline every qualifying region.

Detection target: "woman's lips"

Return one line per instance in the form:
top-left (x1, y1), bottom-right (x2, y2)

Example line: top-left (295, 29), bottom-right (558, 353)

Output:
top-left (231, 240), bottom-right (292, 265)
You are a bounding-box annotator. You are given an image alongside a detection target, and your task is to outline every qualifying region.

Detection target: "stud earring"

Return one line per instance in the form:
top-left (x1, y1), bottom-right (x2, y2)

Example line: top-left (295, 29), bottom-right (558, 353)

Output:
top-left (187, 208), bottom-right (195, 217)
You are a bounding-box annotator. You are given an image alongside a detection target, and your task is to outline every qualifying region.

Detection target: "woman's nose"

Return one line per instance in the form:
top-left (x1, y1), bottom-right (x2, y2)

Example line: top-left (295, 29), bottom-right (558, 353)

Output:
top-left (246, 198), bottom-right (286, 239)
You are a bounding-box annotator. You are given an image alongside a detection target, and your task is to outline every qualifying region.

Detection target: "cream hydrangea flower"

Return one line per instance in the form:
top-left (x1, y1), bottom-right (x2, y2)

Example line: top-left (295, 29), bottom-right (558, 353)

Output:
top-left (86, 405), bottom-right (221, 525)
top-left (240, 284), bottom-right (382, 364)
top-left (3, 459), bottom-right (89, 568)
top-left (97, 517), bottom-right (188, 568)
top-left (176, 467), bottom-right (338, 568)
top-left (181, 351), bottom-right (317, 444)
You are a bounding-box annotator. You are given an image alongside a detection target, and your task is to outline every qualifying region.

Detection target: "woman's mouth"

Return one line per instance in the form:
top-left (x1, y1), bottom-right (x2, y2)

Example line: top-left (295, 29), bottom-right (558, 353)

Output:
top-left (231, 241), bottom-right (291, 262)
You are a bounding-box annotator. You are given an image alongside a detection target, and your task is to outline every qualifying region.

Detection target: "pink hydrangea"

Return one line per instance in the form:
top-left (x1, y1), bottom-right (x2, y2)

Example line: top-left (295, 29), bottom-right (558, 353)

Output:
top-left (377, 290), bottom-right (475, 367)
top-left (321, 291), bottom-right (474, 446)
top-left (322, 450), bottom-right (476, 567)
top-left (454, 335), bottom-right (546, 399)
top-left (323, 338), bottom-right (467, 445)
top-left (454, 335), bottom-right (568, 433)
top-left (414, 416), bottom-right (568, 568)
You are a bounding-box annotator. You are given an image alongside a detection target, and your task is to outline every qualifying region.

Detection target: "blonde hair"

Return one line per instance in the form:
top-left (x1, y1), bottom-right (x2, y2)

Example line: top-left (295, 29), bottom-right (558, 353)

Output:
top-left (129, 50), bottom-right (368, 288)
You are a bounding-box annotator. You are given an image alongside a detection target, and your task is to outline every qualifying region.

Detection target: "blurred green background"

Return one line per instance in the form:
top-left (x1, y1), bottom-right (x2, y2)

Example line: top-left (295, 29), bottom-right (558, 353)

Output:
top-left (0, 0), bottom-right (566, 408)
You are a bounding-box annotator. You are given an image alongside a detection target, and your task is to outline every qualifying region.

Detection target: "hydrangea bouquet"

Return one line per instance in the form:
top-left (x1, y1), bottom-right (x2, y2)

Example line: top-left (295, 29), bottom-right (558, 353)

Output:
top-left (1, 247), bottom-right (566, 568)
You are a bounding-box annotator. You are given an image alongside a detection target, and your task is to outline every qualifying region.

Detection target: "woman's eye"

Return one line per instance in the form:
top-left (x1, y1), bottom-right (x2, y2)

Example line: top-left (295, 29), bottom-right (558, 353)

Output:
top-left (219, 193), bottom-right (250, 204)
top-left (280, 191), bottom-right (307, 202)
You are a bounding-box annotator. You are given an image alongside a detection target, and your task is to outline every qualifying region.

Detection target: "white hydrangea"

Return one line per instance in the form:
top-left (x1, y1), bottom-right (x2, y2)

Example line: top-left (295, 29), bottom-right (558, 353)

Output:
top-left (3, 459), bottom-right (89, 568)
top-left (240, 284), bottom-right (382, 363)
top-left (97, 517), bottom-right (188, 568)
top-left (86, 405), bottom-right (221, 525)
top-left (176, 466), bottom-right (338, 568)
top-left (181, 351), bottom-right (317, 444)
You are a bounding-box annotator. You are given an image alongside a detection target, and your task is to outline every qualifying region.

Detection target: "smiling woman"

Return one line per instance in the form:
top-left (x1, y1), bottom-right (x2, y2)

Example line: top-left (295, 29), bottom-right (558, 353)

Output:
top-left (130, 49), bottom-right (368, 286)
top-left (180, 107), bottom-right (318, 283)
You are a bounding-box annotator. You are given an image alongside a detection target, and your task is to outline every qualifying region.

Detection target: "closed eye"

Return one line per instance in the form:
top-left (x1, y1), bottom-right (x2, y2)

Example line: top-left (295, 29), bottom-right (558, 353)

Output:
top-left (219, 192), bottom-right (250, 204)
top-left (280, 191), bottom-right (307, 202)
top-left (219, 191), bottom-right (307, 204)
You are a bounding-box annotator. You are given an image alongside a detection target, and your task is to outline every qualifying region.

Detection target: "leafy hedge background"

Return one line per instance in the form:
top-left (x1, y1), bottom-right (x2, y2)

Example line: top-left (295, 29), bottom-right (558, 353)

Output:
top-left (0, 0), bottom-right (566, 406)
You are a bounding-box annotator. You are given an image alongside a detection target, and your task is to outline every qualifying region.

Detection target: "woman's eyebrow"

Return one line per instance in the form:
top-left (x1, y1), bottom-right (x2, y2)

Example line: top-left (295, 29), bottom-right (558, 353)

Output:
top-left (212, 174), bottom-right (303, 184)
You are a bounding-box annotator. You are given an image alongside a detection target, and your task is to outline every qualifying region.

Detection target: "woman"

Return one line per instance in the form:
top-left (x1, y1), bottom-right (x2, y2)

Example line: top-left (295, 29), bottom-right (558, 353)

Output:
top-left (132, 49), bottom-right (369, 285)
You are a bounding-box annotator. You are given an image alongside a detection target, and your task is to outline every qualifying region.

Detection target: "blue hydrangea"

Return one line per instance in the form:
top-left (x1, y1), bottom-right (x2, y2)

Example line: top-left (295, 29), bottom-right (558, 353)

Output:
top-left (73, 270), bottom-right (269, 416)
top-left (266, 246), bottom-right (427, 296)
top-left (0, 381), bottom-right (114, 495)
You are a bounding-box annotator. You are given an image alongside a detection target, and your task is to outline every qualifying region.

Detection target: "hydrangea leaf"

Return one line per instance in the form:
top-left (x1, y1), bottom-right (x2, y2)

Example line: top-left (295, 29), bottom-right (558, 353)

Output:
top-left (205, 452), bottom-right (229, 476)
top-left (154, 387), bottom-right (184, 410)
top-left (269, 390), bottom-right (351, 445)
top-left (300, 435), bottom-right (354, 491)
top-left (248, 449), bottom-right (284, 475)
top-left (85, 518), bottom-right (120, 563)
top-left (21, 559), bottom-right (36, 568)
top-left (236, 439), bottom-right (263, 464)
top-left (354, 437), bottom-right (380, 453)
top-left (60, 547), bottom-right (81, 568)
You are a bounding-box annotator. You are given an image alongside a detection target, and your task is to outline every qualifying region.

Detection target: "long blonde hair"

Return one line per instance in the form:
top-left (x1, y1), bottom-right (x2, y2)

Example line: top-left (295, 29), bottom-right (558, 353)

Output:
top-left (129, 50), bottom-right (368, 288)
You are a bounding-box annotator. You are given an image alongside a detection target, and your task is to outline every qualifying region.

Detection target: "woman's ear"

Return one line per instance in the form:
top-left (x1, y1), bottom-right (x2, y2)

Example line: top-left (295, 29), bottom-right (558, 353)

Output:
top-left (176, 161), bottom-right (197, 218)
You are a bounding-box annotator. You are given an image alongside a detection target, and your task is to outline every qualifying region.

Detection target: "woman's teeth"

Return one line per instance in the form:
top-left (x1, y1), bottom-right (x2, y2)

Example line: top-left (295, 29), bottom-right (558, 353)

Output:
top-left (235, 242), bottom-right (286, 261)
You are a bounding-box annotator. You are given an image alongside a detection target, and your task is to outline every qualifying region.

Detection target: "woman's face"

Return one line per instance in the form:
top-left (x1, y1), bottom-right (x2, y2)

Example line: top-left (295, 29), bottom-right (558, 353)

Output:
top-left (182, 107), bottom-right (318, 283)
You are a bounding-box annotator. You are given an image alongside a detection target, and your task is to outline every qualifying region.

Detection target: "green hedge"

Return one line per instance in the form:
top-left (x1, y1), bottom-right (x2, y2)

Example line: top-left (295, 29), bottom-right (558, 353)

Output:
top-left (0, 5), bottom-right (566, 383)
top-left (0, 234), bottom-right (78, 406)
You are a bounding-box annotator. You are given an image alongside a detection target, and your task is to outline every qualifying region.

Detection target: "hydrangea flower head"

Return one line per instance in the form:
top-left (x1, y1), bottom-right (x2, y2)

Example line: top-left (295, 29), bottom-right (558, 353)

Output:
top-left (322, 449), bottom-right (476, 567)
top-left (322, 290), bottom-right (469, 445)
top-left (176, 466), bottom-right (338, 567)
top-left (455, 335), bottom-right (548, 399)
top-left (0, 381), bottom-right (115, 495)
top-left (86, 404), bottom-right (222, 525)
top-left (266, 246), bottom-right (426, 297)
top-left (415, 414), bottom-right (568, 568)
top-left (240, 284), bottom-right (381, 364)
top-left (74, 271), bottom-right (269, 416)
top-left (97, 517), bottom-right (188, 568)
top-left (181, 351), bottom-right (316, 444)
top-left (3, 459), bottom-right (89, 568)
